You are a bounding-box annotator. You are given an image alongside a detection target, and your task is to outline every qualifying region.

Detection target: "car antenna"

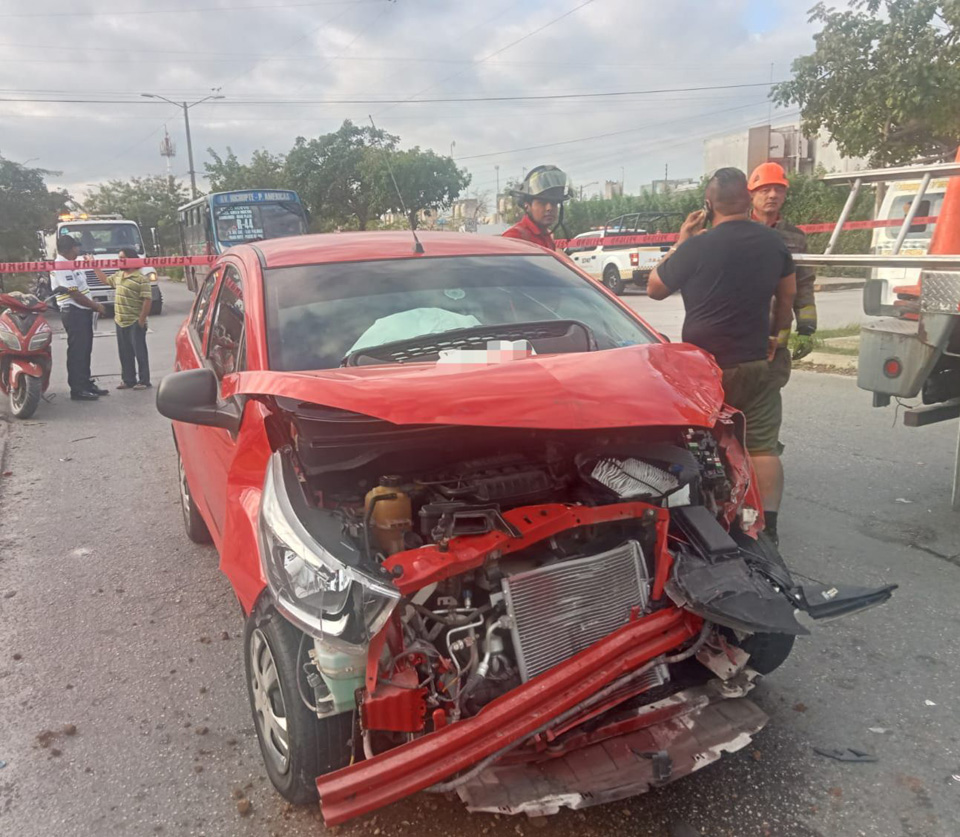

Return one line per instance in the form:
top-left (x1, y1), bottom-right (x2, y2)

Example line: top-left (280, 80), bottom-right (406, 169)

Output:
top-left (368, 115), bottom-right (424, 254)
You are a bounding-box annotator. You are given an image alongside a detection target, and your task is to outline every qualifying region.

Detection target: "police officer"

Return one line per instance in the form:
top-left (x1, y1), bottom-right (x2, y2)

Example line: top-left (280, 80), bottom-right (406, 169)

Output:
top-left (502, 165), bottom-right (573, 251)
top-left (52, 235), bottom-right (108, 401)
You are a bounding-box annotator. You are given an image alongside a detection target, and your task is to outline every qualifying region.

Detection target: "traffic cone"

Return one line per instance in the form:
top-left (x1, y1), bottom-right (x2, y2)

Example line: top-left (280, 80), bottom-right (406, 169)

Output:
top-left (929, 145), bottom-right (960, 256)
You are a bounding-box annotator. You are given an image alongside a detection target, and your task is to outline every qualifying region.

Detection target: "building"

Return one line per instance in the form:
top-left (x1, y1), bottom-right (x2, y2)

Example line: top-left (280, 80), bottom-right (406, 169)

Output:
top-left (704, 121), bottom-right (868, 177)
top-left (603, 180), bottom-right (623, 200)
top-left (642, 177), bottom-right (699, 195)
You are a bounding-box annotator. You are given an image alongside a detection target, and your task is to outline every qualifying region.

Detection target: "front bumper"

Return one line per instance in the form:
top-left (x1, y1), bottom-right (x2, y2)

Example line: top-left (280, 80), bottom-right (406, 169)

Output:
top-left (315, 608), bottom-right (701, 825)
top-left (457, 677), bottom-right (766, 816)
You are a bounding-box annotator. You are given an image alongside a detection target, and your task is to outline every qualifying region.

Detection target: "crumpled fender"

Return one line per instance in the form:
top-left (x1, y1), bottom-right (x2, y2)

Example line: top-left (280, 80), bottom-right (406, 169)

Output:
top-left (222, 342), bottom-right (726, 431)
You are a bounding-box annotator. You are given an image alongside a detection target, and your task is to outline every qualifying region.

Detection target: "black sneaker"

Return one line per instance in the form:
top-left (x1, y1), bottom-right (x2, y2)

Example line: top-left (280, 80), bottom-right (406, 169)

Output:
top-left (86, 384), bottom-right (110, 396)
top-left (71, 391), bottom-right (99, 401)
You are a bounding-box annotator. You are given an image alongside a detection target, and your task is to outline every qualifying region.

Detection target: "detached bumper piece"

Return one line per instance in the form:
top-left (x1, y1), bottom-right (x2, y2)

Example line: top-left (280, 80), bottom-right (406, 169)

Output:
top-left (316, 608), bottom-right (700, 826)
top-left (457, 683), bottom-right (768, 816)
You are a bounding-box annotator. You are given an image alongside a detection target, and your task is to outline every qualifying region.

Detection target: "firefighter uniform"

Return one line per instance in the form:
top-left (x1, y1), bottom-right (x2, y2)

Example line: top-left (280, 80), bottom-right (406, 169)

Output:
top-left (760, 215), bottom-right (817, 388)
top-left (502, 213), bottom-right (557, 251)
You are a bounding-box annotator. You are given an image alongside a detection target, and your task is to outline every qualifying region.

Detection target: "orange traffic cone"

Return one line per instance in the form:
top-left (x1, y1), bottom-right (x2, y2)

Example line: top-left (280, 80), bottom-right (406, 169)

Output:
top-left (929, 145), bottom-right (960, 256)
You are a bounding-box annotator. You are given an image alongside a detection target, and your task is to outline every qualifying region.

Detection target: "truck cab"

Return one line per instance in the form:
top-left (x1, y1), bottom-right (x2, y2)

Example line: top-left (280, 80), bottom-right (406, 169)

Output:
top-left (44, 213), bottom-right (163, 316)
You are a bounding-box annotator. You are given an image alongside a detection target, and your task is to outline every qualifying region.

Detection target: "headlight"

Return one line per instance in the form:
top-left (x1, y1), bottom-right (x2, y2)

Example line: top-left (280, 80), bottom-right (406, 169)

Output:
top-left (0, 322), bottom-right (21, 350)
top-left (258, 451), bottom-right (399, 649)
top-left (29, 321), bottom-right (52, 350)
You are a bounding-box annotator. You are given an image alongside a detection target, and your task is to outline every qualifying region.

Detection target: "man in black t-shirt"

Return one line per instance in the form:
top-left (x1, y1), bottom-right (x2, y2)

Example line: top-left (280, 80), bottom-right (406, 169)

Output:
top-left (647, 168), bottom-right (796, 543)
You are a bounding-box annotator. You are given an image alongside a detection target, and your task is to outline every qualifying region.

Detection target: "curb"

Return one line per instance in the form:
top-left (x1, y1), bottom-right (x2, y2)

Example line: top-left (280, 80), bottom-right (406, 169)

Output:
top-left (814, 281), bottom-right (865, 293)
top-left (0, 418), bottom-right (8, 476)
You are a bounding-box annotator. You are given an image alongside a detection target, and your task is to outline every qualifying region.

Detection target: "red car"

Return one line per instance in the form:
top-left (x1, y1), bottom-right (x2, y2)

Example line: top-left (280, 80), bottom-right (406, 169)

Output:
top-left (157, 231), bottom-right (894, 825)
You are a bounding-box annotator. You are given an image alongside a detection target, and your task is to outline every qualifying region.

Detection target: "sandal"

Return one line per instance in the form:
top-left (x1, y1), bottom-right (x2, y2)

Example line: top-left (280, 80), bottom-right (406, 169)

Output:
top-left (117, 383), bottom-right (134, 390)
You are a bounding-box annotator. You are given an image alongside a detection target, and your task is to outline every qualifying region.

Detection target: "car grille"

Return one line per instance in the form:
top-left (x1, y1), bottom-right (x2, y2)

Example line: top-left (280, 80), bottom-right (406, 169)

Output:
top-left (502, 540), bottom-right (655, 682)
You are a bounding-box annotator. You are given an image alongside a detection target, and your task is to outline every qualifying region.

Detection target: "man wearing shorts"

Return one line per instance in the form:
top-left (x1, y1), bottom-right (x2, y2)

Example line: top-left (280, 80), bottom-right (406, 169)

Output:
top-left (647, 168), bottom-right (796, 543)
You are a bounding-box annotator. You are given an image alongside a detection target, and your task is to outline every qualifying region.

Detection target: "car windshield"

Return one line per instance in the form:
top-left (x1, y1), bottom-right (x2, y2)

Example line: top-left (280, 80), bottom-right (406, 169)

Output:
top-left (263, 254), bottom-right (657, 371)
top-left (215, 202), bottom-right (306, 245)
top-left (59, 223), bottom-right (144, 255)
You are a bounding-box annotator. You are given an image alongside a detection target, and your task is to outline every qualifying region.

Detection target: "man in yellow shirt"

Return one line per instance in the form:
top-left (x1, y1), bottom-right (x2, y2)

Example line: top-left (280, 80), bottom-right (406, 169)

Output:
top-left (93, 247), bottom-right (153, 390)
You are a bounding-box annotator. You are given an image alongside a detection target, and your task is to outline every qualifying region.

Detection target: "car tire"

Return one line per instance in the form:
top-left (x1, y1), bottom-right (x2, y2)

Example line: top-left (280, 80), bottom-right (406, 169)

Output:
top-left (602, 265), bottom-right (625, 295)
top-left (244, 601), bottom-right (354, 805)
top-left (178, 452), bottom-right (212, 544)
top-left (730, 530), bottom-right (796, 675)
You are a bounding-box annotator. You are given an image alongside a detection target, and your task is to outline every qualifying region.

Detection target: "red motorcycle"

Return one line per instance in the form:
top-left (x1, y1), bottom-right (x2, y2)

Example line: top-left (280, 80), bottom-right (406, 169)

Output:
top-left (0, 292), bottom-right (53, 419)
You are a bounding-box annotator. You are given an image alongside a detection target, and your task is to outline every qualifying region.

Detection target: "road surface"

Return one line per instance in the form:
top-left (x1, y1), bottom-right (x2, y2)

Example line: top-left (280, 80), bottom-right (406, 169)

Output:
top-left (1, 279), bottom-right (958, 837)
top-left (626, 288), bottom-right (868, 342)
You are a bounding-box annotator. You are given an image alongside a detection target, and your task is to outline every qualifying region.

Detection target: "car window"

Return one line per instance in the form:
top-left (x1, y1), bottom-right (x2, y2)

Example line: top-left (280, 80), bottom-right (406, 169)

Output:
top-left (191, 268), bottom-right (219, 347)
top-left (262, 254), bottom-right (657, 371)
top-left (207, 266), bottom-right (246, 378)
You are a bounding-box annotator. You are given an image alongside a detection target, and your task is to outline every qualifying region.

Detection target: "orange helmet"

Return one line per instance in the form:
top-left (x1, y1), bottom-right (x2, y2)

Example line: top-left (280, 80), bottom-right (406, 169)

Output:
top-left (748, 162), bottom-right (789, 191)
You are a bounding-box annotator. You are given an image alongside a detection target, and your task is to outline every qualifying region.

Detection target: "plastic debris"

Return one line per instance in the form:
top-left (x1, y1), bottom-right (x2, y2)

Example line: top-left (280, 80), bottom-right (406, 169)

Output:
top-left (925, 700), bottom-right (937, 707)
top-left (895, 498), bottom-right (914, 504)
top-left (867, 727), bottom-right (888, 734)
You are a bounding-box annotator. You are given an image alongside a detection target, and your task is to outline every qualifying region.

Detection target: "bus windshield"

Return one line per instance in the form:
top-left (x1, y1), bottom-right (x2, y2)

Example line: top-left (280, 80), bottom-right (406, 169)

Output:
top-left (214, 201), bottom-right (306, 246)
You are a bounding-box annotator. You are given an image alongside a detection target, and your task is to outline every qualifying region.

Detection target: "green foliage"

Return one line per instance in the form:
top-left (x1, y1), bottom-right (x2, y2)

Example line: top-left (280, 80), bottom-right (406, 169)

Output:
top-left (204, 147), bottom-right (289, 193)
top-left (206, 121), bottom-right (469, 232)
top-left (285, 120), bottom-right (398, 231)
top-left (85, 175), bottom-right (189, 256)
top-left (375, 148), bottom-right (471, 230)
top-left (772, 1), bottom-right (960, 165)
top-left (0, 156), bottom-right (69, 261)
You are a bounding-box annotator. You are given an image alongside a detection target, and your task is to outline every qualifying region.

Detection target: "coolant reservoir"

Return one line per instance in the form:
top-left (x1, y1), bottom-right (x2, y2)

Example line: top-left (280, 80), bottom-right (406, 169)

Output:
top-left (365, 476), bottom-right (412, 556)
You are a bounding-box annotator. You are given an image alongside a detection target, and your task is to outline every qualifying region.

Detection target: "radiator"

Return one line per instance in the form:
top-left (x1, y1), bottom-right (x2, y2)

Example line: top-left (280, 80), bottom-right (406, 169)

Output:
top-left (502, 540), bottom-right (654, 682)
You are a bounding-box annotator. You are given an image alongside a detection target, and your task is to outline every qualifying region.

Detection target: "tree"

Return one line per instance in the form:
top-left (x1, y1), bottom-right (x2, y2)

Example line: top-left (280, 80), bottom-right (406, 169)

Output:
top-left (285, 120), bottom-right (398, 231)
top-left (85, 175), bottom-right (189, 255)
top-left (0, 156), bottom-right (69, 260)
top-left (204, 147), bottom-right (289, 193)
top-left (376, 148), bottom-right (470, 230)
top-left (772, 1), bottom-right (960, 165)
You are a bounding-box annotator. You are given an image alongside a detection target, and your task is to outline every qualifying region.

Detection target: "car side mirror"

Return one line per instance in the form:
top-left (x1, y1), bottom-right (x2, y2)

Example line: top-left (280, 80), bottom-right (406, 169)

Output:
top-left (156, 368), bottom-right (241, 434)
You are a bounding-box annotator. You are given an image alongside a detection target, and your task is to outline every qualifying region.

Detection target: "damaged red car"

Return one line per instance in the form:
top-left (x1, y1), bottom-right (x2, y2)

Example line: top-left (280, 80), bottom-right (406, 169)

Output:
top-left (157, 231), bottom-right (895, 824)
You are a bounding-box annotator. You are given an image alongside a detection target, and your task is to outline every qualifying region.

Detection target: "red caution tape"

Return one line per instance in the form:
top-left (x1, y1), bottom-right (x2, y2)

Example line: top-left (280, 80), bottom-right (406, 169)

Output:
top-left (0, 255), bottom-right (217, 275)
top-left (0, 216), bottom-right (942, 272)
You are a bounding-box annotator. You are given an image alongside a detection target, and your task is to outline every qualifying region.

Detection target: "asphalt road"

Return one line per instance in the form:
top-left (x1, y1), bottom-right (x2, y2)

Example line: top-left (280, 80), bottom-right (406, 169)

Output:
top-left (626, 288), bottom-right (868, 342)
top-left (1, 279), bottom-right (959, 837)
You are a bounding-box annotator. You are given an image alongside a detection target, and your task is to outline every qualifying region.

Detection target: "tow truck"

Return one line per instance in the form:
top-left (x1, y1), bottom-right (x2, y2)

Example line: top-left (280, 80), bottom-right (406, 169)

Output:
top-left (794, 155), bottom-right (960, 506)
top-left (566, 213), bottom-right (682, 294)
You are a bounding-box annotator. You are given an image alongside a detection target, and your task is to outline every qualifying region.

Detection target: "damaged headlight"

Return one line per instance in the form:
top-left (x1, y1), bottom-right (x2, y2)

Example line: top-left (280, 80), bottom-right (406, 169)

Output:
top-left (258, 451), bottom-right (400, 649)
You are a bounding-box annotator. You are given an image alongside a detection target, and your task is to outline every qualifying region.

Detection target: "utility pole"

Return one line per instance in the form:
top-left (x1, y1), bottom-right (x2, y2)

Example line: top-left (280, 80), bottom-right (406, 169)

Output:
top-left (141, 91), bottom-right (224, 199)
top-left (495, 165), bottom-right (500, 223)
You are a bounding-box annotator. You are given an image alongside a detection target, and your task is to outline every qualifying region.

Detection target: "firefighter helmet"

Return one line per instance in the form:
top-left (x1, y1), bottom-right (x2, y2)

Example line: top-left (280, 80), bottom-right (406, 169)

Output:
top-left (510, 165), bottom-right (573, 203)
top-left (748, 162), bottom-right (790, 191)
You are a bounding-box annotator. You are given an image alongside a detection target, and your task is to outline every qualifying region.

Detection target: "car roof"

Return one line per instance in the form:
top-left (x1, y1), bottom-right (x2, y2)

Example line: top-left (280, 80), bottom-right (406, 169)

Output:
top-left (248, 230), bottom-right (552, 269)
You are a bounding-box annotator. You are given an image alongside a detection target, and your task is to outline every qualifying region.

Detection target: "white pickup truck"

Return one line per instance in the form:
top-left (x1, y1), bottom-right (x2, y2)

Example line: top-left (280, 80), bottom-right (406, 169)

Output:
top-left (566, 213), bottom-right (678, 294)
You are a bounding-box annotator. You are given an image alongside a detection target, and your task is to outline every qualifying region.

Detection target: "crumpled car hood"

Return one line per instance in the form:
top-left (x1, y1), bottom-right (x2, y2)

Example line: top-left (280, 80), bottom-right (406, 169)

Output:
top-left (229, 342), bottom-right (725, 430)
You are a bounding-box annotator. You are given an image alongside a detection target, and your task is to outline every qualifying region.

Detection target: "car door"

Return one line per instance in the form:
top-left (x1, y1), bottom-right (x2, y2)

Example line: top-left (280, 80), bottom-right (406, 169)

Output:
top-left (192, 263), bottom-right (247, 540)
top-left (174, 267), bottom-right (221, 529)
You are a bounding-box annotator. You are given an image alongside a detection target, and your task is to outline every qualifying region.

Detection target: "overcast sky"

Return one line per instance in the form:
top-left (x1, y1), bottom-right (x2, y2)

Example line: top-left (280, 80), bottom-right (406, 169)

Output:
top-left (0, 0), bottom-right (819, 202)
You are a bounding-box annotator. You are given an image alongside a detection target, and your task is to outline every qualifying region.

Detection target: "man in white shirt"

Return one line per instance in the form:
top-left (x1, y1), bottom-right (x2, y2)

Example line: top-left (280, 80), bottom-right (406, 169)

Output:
top-left (52, 235), bottom-right (107, 401)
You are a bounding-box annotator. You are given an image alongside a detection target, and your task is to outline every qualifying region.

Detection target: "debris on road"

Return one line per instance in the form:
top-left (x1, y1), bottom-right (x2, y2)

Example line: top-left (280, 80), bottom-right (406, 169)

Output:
top-left (925, 700), bottom-right (937, 706)
top-left (237, 798), bottom-right (252, 817)
top-left (813, 747), bottom-right (878, 763)
top-left (895, 498), bottom-right (914, 504)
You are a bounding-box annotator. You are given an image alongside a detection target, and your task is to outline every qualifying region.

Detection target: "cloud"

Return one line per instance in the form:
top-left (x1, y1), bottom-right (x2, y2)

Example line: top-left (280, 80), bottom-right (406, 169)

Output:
top-left (0, 0), bottom-right (817, 201)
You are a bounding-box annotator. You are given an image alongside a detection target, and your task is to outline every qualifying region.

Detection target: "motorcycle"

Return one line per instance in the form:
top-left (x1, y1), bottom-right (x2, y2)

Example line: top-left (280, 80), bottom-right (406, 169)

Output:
top-left (0, 291), bottom-right (54, 419)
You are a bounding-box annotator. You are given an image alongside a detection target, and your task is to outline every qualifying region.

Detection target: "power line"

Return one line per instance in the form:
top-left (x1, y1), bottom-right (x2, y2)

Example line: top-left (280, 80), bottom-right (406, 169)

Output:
top-left (0, 1), bottom-right (381, 18)
top-left (0, 81), bottom-right (785, 106)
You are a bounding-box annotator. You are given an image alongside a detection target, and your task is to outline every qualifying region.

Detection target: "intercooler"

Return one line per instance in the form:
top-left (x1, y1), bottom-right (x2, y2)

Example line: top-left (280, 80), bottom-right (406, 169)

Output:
top-left (502, 540), bottom-right (660, 683)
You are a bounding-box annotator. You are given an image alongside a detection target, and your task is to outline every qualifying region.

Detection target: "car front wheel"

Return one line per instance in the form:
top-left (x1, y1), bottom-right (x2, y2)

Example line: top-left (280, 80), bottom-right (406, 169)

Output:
top-left (244, 602), bottom-right (354, 804)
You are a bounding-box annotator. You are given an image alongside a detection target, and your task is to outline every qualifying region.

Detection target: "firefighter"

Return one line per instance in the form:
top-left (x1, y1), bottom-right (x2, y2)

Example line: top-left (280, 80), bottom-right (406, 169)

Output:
top-left (502, 165), bottom-right (573, 251)
top-left (748, 162), bottom-right (818, 365)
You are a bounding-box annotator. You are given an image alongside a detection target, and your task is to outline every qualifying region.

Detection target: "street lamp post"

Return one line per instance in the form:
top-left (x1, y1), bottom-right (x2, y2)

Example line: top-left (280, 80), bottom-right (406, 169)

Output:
top-left (141, 91), bottom-right (225, 199)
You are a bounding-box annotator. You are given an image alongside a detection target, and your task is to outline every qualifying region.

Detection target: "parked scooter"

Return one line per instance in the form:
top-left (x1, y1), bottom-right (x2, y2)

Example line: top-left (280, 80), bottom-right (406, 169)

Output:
top-left (0, 292), bottom-right (53, 419)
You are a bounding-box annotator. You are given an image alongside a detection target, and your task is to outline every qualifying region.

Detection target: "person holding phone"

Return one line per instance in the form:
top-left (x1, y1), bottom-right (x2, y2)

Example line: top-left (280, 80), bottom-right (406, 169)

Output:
top-left (646, 168), bottom-right (796, 544)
